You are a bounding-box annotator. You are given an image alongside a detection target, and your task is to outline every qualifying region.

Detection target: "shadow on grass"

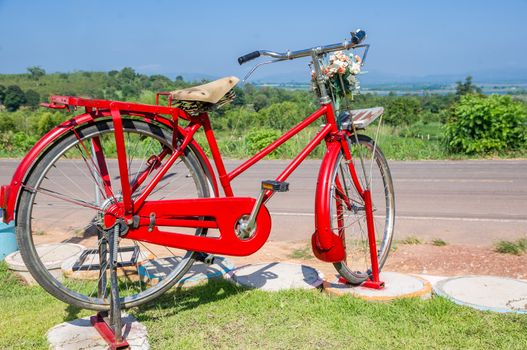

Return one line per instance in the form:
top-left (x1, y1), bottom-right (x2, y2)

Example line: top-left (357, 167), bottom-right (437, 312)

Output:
top-left (134, 279), bottom-right (247, 322)
top-left (63, 304), bottom-right (83, 322)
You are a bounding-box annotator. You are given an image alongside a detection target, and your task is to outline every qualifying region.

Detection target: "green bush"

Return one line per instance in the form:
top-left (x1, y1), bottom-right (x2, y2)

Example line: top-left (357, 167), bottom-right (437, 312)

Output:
top-left (4, 85), bottom-right (26, 111)
top-left (384, 95), bottom-right (422, 126)
top-left (0, 131), bottom-right (38, 155)
top-left (258, 101), bottom-right (304, 130)
top-left (215, 107), bottom-right (260, 132)
top-left (245, 128), bottom-right (281, 155)
top-left (444, 95), bottom-right (527, 154)
top-left (36, 111), bottom-right (67, 136)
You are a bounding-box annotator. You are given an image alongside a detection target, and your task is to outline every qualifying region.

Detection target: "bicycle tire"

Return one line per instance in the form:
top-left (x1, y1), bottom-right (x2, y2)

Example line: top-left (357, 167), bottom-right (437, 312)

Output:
top-left (16, 118), bottom-right (211, 310)
top-left (331, 134), bottom-right (395, 285)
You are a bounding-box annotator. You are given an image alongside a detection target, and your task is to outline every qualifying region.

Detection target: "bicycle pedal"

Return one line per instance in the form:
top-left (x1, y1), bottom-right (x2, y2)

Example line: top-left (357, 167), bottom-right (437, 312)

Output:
top-left (261, 180), bottom-right (289, 192)
top-left (195, 252), bottom-right (215, 265)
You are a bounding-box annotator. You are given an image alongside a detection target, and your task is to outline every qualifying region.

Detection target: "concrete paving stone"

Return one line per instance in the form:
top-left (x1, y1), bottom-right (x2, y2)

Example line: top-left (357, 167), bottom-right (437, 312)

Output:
top-left (6, 243), bottom-right (85, 285)
top-left (416, 274), bottom-right (449, 287)
top-left (434, 275), bottom-right (527, 313)
top-left (47, 314), bottom-right (149, 350)
top-left (324, 271), bottom-right (432, 300)
top-left (138, 256), bottom-right (235, 287)
top-left (61, 250), bottom-right (150, 281)
top-left (228, 262), bottom-right (324, 291)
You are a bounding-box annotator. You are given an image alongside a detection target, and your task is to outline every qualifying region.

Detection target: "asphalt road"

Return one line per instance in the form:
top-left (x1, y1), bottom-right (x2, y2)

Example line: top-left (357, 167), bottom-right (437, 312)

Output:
top-left (1, 159), bottom-right (525, 246)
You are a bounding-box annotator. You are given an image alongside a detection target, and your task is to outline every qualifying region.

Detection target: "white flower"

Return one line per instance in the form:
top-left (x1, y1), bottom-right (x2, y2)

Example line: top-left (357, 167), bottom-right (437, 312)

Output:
top-left (349, 61), bottom-right (361, 75)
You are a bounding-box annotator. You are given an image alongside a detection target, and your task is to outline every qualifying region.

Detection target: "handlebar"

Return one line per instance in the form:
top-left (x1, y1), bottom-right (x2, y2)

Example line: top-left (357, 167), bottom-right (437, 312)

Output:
top-left (238, 51), bottom-right (261, 65)
top-left (238, 29), bottom-right (367, 65)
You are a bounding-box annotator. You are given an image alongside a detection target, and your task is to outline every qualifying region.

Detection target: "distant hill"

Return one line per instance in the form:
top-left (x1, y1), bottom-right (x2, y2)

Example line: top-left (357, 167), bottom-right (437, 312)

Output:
top-left (252, 68), bottom-right (527, 86)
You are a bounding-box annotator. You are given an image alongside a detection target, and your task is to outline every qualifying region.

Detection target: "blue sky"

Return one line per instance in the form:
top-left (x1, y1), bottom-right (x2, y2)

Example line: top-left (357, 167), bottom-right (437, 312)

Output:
top-left (1, 0), bottom-right (526, 82)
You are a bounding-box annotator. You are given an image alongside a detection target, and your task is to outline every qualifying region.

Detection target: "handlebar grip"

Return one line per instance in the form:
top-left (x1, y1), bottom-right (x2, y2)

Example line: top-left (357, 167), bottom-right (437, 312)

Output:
top-left (238, 51), bottom-right (261, 65)
top-left (351, 29), bottom-right (366, 45)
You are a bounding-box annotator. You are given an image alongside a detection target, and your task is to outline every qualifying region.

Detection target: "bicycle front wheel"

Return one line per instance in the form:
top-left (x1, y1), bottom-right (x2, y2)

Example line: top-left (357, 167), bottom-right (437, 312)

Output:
top-left (16, 118), bottom-right (211, 310)
top-left (331, 134), bottom-right (395, 285)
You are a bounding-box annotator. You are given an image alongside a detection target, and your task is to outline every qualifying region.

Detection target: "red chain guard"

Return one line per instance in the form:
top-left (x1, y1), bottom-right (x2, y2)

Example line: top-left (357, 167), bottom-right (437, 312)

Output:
top-left (123, 197), bottom-right (271, 256)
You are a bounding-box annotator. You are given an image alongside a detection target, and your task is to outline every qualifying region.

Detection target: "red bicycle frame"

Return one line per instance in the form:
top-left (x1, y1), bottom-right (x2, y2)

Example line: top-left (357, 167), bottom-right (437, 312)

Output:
top-left (0, 94), bottom-right (382, 285)
top-left (106, 102), bottom-right (347, 257)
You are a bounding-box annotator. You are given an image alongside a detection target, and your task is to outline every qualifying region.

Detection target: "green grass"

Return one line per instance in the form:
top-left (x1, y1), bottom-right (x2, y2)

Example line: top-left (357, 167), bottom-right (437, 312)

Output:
top-left (398, 235), bottom-right (422, 245)
top-left (431, 238), bottom-right (448, 246)
top-left (1, 263), bottom-right (527, 349)
top-left (289, 246), bottom-right (314, 260)
top-left (495, 238), bottom-right (527, 255)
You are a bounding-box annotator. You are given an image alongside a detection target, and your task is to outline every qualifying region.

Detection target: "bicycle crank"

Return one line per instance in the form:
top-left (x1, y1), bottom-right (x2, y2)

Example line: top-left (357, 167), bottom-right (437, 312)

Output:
top-left (236, 180), bottom-right (289, 239)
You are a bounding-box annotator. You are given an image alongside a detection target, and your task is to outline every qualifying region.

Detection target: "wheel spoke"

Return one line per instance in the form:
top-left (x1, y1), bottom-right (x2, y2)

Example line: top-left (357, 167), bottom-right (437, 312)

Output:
top-left (17, 119), bottom-right (210, 310)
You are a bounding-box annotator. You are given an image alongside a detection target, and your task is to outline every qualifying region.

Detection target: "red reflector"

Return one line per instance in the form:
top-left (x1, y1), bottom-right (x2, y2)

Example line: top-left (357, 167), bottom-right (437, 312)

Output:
top-left (0, 185), bottom-right (9, 209)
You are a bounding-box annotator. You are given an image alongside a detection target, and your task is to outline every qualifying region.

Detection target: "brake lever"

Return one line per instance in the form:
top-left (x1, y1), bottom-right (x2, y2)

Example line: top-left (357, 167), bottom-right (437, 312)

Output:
top-left (242, 58), bottom-right (287, 83)
top-left (360, 44), bottom-right (370, 66)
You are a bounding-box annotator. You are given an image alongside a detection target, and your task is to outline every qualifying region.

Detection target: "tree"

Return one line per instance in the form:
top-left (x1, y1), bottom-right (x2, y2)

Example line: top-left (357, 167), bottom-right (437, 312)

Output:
top-left (0, 84), bottom-right (5, 104)
top-left (259, 101), bottom-right (302, 130)
top-left (24, 89), bottom-right (41, 109)
top-left (175, 75), bottom-right (184, 81)
top-left (444, 95), bottom-right (527, 154)
top-left (384, 95), bottom-right (422, 126)
top-left (455, 76), bottom-right (482, 99)
top-left (121, 84), bottom-right (139, 98)
top-left (27, 66), bottom-right (46, 80)
top-left (3, 85), bottom-right (27, 111)
top-left (119, 67), bottom-right (137, 81)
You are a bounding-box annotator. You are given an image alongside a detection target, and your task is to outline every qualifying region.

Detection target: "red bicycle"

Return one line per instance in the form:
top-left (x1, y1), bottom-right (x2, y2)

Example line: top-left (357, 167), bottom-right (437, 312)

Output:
top-left (0, 30), bottom-right (394, 310)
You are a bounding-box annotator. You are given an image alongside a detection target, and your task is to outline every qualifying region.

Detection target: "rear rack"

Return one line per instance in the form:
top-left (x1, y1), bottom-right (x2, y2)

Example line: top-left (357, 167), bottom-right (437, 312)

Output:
top-left (41, 95), bottom-right (189, 119)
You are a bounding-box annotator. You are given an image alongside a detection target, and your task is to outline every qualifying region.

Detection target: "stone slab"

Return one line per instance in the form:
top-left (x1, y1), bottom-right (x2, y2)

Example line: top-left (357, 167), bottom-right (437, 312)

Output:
top-left (61, 250), bottom-right (150, 281)
top-left (6, 243), bottom-right (85, 285)
top-left (228, 262), bottom-right (324, 291)
top-left (434, 275), bottom-right (527, 313)
top-left (47, 314), bottom-right (149, 350)
top-left (416, 274), bottom-right (449, 287)
top-left (138, 256), bottom-right (235, 287)
top-left (324, 272), bottom-right (432, 301)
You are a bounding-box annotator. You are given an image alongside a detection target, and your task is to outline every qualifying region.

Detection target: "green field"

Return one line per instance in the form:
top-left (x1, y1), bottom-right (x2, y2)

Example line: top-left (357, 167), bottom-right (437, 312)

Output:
top-left (1, 71), bottom-right (526, 160)
top-left (1, 263), bottom-right (526, 349)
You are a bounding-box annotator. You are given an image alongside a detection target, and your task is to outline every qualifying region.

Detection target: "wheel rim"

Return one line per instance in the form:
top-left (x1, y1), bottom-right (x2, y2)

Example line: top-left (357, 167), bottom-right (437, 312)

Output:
top-left (18, 119), bottom-right (209, 309)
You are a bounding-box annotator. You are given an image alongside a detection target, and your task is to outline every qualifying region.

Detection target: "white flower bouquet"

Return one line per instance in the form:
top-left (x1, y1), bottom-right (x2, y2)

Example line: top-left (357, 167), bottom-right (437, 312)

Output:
top-left (312, 51), bottom-right (362, 100)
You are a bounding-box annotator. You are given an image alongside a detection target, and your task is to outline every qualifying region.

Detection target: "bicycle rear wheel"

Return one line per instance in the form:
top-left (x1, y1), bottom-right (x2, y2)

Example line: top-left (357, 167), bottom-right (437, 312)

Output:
top-left (16, 118), bottom-right (211, 310)
top-left (331, 134), bottom-right (395, 285)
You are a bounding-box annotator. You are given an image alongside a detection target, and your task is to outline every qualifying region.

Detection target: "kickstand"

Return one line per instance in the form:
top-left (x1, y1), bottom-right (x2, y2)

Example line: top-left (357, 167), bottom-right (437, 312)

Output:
top-left (339, 189), bottom-right (385, 290)
top-left (91, 223), bottom-right (130, 350)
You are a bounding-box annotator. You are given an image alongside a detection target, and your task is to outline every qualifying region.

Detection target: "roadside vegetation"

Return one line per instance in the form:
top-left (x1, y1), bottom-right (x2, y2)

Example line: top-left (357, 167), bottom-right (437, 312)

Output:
top-left (0, 68), bottom-right (526, 159)
top-left (495, 238), bottom-right (527, 255)
top-left (289, 245), bottom-right (314, 260)
top-left (431, 238), bottom-right (448, 246)
top-left (399, 236), bottom-right (423, 245)
top-left (1, 263), bottom-right (526, 349)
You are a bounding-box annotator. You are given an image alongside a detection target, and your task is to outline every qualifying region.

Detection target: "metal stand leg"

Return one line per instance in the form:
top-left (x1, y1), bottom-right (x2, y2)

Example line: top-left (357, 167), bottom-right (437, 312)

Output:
top-left (109, 224), bottom-right (123, 341)
top-left (338, 189), bottom-right (385, 289)
top-left (90, 223), bottom-right (129, 350)
top-left (361, 189), bottom-right (384, 289)
top-left (97, 231), bottom-right (109, 299)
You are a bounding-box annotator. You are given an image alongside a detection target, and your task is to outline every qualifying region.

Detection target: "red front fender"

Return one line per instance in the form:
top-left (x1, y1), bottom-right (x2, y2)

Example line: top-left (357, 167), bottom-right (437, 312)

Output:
top-left (311, 141), bottom-right (346, 263)
top-left (1, 113), bottom-right (218, 223)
